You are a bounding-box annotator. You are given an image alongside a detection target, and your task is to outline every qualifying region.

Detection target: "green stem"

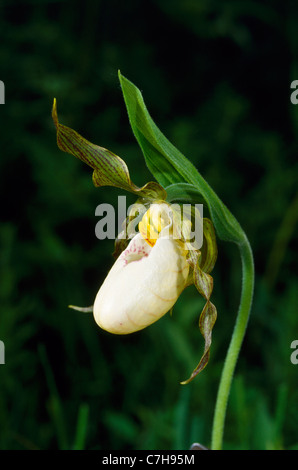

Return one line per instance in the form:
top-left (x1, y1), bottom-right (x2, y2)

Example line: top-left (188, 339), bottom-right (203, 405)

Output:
top-left (211, 235), bottom-right (254, 450)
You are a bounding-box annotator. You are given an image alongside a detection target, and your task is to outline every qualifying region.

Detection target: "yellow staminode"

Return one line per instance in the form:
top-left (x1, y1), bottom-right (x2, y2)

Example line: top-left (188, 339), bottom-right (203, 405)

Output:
top-left (138, 202), bottom-right (172, 247)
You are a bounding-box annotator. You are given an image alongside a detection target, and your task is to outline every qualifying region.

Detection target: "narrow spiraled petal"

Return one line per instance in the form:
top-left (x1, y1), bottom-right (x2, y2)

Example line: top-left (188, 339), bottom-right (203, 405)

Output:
top-left (180, 226), bottom-right (218, 384)
top-left (180, 260), bottom-right (217, 384)
top-left (93, 233), bottom-right (190, 334)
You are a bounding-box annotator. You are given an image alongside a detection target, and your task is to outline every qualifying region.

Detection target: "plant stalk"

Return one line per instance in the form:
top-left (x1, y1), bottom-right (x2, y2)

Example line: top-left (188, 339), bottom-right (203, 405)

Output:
top-left (211, 235), bottom-right (254, 450)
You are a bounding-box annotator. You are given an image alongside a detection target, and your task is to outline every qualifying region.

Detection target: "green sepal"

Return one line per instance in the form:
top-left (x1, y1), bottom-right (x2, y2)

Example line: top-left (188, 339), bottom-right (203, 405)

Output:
top-left (52, 98), bottom-right (166, 201)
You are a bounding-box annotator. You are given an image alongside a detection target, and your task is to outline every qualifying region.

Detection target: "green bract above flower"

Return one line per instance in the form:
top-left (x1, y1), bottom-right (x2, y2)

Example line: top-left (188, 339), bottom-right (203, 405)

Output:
top-left (52, 75), bottom-right (220, 384)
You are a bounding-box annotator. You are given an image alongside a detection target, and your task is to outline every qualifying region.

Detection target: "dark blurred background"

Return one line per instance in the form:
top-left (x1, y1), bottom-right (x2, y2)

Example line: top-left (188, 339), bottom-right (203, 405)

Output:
top-left (0, 0), bottom-right (297, 450)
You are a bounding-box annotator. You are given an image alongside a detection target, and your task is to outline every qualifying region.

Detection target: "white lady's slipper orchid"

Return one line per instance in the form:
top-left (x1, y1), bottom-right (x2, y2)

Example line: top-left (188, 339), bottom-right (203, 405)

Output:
top-left (93, 205), bottom-right (190, 334)
top-left (52, 98), bottom-right (218, 383)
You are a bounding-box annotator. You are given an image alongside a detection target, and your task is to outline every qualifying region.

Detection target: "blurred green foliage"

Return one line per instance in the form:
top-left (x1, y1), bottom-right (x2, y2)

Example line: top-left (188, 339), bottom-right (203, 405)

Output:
top-left (0, 0), bottom-right (297, 450)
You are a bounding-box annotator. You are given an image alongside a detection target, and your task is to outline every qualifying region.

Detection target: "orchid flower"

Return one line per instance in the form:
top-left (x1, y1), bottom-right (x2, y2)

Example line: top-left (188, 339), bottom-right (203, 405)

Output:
top-left (52, 96), bottom-right (217, 385)
top-left (93, 200), bottom-right (216, 343)
top-left (52, 72), bottom-right (254, 449)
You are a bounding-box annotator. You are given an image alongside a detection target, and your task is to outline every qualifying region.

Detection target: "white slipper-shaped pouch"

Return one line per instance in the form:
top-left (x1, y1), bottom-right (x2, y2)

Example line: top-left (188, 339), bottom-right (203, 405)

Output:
top-left (93, 233), bottom-right (189, 334)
